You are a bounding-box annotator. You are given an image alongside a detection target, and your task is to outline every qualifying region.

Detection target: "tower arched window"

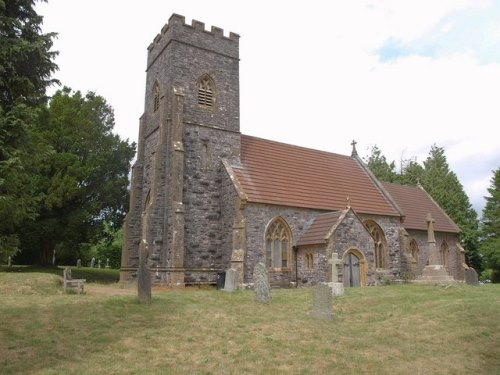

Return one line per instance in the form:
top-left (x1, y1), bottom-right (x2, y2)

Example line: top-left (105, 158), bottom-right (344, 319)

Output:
top-left (265, 218), bottom-right (292, 270)
top-left (364, 220), bottom-right (388, 269)
top-left (197, 74), bottom-right (215, 109)
top-left (152, 83), bottom-right (160, 113)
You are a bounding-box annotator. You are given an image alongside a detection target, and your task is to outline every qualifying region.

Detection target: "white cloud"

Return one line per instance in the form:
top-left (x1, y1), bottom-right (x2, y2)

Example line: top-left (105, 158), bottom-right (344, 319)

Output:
top-left (36, 0), bottom-right (500, 215)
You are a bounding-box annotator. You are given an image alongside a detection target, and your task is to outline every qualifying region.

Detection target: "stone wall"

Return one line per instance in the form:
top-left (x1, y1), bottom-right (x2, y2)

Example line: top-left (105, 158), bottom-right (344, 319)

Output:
top-left (334, 210), bottom-right (377, 286)
top-left (358, 214), bottom-right (402, 280)
top-left (242, 204), bottom-right (325, 286)
top-left (406, 229), bottom-right (462, 280)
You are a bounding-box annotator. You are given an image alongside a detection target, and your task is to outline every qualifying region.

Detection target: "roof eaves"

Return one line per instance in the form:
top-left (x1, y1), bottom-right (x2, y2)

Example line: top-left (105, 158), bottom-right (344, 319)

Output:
top-left (417, 184), bottom-right (461, 233)
top-left (222, 159), bottom-right (248, 203)
top-left (352, 154), bottom-right (405, 219)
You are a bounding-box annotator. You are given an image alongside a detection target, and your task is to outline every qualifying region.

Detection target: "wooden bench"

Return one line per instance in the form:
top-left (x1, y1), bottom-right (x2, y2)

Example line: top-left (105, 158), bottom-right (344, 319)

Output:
top-left (63, 267), bottom-right (86, 294)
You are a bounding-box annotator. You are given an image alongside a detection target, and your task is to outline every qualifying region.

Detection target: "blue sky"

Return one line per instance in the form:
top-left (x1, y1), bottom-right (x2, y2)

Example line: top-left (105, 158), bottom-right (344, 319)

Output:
top-left (37, 0), bottom-right (500, 216)
top-left (379, 1), bottom-right (500, 63)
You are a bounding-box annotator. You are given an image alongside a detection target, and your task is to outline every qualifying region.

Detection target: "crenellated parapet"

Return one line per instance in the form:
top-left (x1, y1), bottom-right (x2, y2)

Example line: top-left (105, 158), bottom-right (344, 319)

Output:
top-left (147, 13), bottom-right (240, 69)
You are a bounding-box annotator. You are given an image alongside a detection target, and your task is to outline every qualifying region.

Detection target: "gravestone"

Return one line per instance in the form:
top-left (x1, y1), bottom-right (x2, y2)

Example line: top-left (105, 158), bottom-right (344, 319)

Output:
top-left (223, 268), bottom-right (238, 292)
top-left (7, 256), bottom-right (12, 267)
top-left (77, 259), bottom-right (82, 268)
top-left (90, 257), bottom-right (95, 268)
top-left (137, 239), bottom-right (152, 305)
top-left (253, 262), bottom-right (271, 304)
top-left (98, 259), bottom-right (101, 269)
top-left (465, 268), bottom-right (479, 285)
top-left (52, 249), bottom-right (56, 265)
top-left (105, 258), bottom-right (110, 269)
top-left (309, 283), bottom-right (334, 320)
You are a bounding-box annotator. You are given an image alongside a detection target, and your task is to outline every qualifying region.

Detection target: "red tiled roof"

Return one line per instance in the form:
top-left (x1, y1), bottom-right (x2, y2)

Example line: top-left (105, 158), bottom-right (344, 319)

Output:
top-left (231, 135), bottom-right (401, 216)
top-left (296, 211), bottom-right (344, 246)
top-left (381, 182), bottom-right (460, 233)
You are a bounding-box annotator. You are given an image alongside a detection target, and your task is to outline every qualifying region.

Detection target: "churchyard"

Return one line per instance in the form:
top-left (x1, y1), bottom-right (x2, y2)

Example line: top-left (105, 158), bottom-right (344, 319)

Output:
top-left (0, 270), bottom-right (499, 374)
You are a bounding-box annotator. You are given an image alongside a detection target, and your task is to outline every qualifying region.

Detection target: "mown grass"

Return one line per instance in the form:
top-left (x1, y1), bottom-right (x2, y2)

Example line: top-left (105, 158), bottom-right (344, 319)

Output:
top-left (0, 273), bottom-right (498, 375)
top-left (0, 265), bottom-right (119, 283)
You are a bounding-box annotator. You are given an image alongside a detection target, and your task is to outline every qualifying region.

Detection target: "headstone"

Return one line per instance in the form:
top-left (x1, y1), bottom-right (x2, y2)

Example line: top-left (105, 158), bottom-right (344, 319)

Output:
top-left (309, 283), bottom-right (334, 320)
top-left (98, 259), bottom-right (101, 269)
top-left (52, 249), bottom-right (56, 265)
top-left (465, 268), bottom-right (479, 285)
top-left (223, 268), bottom-right (238, 292)
top-left (105, 258), bottom-right (110, 269)
top-left (90, 257), bottom-right (95, 268)
top-left (253, 262), bottom-right (271, 304)
top-left (77, 259), bottom-right (82, 268)
top-left (7, 256), bottom-right (12, 267)
top-left (328, 252), bottom-right (344, 296)
top-left (137, 239), bottom-right (152, 305)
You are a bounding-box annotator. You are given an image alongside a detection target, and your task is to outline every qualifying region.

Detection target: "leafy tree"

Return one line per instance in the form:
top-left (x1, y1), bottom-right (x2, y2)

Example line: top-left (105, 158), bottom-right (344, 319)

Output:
top-left (364, 145), bottom-right (397, 182)
top-left (0, 0), bottom-right (58, 262)
top-left (479, 168), bottom-right (500, 282)
top-left (420, 145), bottom-right (481, 271)
top-left (17, 88), bottom-right (135, 265)
top-left (89, 223), bottom-right (123, 269)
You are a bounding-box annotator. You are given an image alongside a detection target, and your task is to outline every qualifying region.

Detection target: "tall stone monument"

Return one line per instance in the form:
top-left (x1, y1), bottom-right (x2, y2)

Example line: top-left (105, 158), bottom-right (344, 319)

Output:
top-left (415, 213), bottom-right (456, 285)
top-left (253, 262), bottom-right (271, 304)
top-left (328, 252), bottom-right (344, 296)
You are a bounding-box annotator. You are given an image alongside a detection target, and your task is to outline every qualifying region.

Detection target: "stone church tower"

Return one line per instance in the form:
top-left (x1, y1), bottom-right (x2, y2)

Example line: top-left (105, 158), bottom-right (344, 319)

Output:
top-left (120, 14), bottom-right (241, 285)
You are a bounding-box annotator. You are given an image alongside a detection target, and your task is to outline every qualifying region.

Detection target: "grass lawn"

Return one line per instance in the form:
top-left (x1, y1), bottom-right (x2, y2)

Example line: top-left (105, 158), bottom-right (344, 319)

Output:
top-left (0, 272), bottom-right (498, 375)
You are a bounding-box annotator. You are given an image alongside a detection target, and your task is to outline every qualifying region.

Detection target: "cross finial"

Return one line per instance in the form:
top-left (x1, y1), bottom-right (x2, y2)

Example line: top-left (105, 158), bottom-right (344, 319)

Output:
top-left (426, 213), bottom-right (435, 224)
top-left (351, 140), bottom-right (358, 157)
top-left (346, 195), bottom-right (351, 208)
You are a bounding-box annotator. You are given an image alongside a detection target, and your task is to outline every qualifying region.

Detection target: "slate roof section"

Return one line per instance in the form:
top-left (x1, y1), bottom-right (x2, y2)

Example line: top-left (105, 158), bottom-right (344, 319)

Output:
top-left (381, 182), bottom-right (460, 233)
top-left (231, 135), bottom-right (401, 217)
top-left (296, 211), bottom-right (344, 246)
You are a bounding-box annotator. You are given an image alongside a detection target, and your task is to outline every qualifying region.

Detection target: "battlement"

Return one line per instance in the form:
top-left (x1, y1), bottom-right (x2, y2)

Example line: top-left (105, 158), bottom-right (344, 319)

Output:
top-left (147, 14), bottom-right (240, 68)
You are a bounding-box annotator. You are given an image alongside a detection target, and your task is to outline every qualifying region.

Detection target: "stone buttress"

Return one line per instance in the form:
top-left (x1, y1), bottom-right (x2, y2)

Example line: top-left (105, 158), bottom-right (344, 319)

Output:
top-left (121, 14), bottom-right (241, 285)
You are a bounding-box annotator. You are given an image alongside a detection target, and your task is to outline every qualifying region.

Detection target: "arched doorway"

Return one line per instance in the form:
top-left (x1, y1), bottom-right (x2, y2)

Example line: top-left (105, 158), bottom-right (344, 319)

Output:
top-left (344, 252), bottom-right (361, 287)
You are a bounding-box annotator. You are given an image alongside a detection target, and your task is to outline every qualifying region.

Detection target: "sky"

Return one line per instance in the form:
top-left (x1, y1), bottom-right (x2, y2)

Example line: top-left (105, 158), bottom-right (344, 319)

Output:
top-left (36, 0), bottom-right (500, 216)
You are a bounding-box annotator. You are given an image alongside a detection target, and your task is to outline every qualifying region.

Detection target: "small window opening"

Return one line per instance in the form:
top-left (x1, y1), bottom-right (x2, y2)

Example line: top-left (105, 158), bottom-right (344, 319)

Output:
top-left (197, 75), bottom-right (215, 108)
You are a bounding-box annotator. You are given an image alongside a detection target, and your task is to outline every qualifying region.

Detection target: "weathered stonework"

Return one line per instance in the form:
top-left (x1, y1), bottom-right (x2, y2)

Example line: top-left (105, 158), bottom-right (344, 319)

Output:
top-left (120, 14), bottom-right (465, 288)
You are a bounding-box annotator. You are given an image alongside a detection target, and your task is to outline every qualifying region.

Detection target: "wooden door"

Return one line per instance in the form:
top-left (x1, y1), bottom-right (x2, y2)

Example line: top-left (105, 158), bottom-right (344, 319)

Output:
top-left (343, 253), bottom-right (360, 287)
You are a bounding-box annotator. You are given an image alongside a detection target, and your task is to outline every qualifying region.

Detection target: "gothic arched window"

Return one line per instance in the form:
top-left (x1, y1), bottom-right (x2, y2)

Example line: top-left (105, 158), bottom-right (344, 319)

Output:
top-left (440, 241), bottom-right (449, 270)
top-left (152, 82), bottom-right (160, 113)
top-left (197, 74), bottom-right (215, 109)
top-left (364, 220), bottom-right (388, 269)
top-left (265, 218), bottom-right (292, 270)
top-left (410, 239), bottom-right (420, 268)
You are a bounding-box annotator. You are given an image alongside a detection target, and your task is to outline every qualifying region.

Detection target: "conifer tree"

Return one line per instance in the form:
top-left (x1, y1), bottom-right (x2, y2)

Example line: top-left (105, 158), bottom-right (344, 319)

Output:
top-left (364, 145), bottom-right (397, 183)
top-left (421, 145), bottom-right (481, 271)
top-left (0, 0), bottom-right (58, 262)
top-left (479, 168), bottom-right (500, 281)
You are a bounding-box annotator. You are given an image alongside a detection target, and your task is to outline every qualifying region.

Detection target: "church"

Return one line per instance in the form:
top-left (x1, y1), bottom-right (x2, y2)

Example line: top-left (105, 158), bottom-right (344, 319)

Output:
top-left (120, 14), bottom-right (467, 288)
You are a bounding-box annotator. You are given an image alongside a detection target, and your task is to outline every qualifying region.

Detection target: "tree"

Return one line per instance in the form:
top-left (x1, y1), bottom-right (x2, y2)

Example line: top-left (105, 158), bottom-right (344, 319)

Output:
top-left (364, 145), bottom-right (397, 182)
top-left (0, 0), bottom-right (58, 262)
top-left (479, 168), bottom-right (500, 282)
top-left (421, 145), bottom-right (481, 271)
top-left (17, 88), bottom-right (135, 265)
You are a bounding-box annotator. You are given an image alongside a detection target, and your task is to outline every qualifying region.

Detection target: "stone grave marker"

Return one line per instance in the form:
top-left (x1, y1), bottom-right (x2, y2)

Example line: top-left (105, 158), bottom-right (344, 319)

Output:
top-left (465, 268), bottom-right (479, 285)
top-left (7, 256), bottom-right (12, 267)
top-left (105, 258), bottom-right (110, 269)
top-left (309, 283), bottom-right (334, 320)
top-left (253, 262), bottom-right (271, 304)
top-left (77, 259), bottom-right (82, 268)
top-left (98, 259), bottom-right (101, 269)
top-left (90, 257), bottom-right (95, 268)
top-left (223, 268), bottom-right (238, 292)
